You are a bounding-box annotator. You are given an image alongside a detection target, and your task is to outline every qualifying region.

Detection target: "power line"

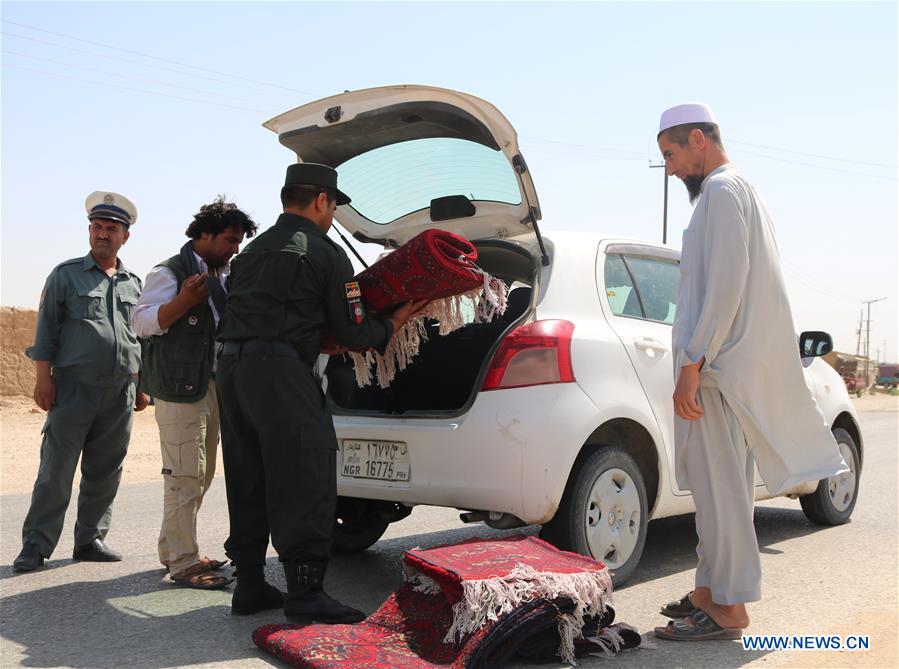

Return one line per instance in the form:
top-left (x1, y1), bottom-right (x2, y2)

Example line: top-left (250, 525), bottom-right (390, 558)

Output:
top-left (729, 139), bottom-right (896, 169)
top-left (523, 145), bottom-right (645, 161)
top-left (1, 18), bottom-right (320, 97)
top-left (1, 30), bottom-right (302, 102)
top-left (3, 19), bottom-right (895, 182)
top-left (781, 265), bottom-right (860, 303)
top-left (521, 135), bottom-right (645, 158)
top-left (2, 49), bottom-right (280, 108)
top-left (522, 135), bottom-right (895, 180)
top-left (1, 63), bottom-right (268, 114)
top-left (734, 147), bottom-right (897, 181)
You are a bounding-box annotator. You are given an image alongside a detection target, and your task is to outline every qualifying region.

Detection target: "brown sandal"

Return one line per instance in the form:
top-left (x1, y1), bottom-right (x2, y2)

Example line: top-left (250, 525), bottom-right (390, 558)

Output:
top-left (163, 556), bottom-right (228, 573)
top-left (654, 609), bottom-right (743, 641)
top-left (170, 564), bottom-right (234, 590)
top-left (198, 556), bottom-right (228, 571)
top-left (660, 591), bottom-right (700, 619)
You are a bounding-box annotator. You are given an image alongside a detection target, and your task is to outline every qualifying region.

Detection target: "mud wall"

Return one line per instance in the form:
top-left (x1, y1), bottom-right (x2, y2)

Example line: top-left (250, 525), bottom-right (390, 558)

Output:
top-left (1, 308), bottom-right (36, 397)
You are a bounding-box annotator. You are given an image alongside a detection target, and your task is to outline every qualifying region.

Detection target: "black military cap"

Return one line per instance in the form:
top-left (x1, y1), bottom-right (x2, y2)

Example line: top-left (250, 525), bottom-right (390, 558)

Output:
top-left (284, 163), bottom-right (351, 206)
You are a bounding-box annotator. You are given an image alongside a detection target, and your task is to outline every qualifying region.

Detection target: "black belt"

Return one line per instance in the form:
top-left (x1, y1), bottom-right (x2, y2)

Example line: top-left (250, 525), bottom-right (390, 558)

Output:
top-left (220, 340), bottom-right (299, 359)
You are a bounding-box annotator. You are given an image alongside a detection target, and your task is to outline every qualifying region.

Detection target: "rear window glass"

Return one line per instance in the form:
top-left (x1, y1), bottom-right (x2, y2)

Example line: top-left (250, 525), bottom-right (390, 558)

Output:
top-left (624, 256), bottom-right (679, 324)
top-left (603, 255), bottom-right (640, 317)
top-left (337, 138), bottom-right (521, 224)
top-left (602, 253), bottom-right (679, 324)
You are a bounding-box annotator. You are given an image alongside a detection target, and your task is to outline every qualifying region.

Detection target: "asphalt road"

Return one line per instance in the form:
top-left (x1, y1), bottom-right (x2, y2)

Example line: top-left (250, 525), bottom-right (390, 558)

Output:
top-left (1, 411), bottom-right (896, 669)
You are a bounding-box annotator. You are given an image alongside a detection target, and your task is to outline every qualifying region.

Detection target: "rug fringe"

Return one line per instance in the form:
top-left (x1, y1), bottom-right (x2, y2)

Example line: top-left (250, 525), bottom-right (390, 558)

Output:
top-left (350, 277), bottom-right (508, 388)
top-left (586, 625), bottom-right (626, 658)
top-left (421, 561), bottom-right (612, 665)
top-left (557, 612), bottom-right (582, 665)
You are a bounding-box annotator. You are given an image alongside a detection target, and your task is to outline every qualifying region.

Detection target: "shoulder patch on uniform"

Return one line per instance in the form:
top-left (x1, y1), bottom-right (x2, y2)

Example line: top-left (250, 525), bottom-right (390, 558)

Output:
top-left (345, 282), bottom-right (362, 299)
top-left (345, 282), bottom-right (364, 324)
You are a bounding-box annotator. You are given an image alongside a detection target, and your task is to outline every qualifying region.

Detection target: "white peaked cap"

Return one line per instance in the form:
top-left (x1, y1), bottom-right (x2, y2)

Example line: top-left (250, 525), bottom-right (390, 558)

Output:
top-left (85, 191), bottom-right (137, 227)
top-left (658, 102), bottom-right (717, 133)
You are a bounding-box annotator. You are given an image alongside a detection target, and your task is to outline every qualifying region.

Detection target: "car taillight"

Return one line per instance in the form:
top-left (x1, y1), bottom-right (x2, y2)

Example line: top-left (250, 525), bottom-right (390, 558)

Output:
top-left (481, 320), bottom-right (576, 391)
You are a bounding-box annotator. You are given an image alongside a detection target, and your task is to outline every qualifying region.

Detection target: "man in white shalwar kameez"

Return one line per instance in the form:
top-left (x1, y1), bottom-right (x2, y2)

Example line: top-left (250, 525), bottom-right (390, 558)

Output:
top-left (652, 104), bottom-right (847, 641)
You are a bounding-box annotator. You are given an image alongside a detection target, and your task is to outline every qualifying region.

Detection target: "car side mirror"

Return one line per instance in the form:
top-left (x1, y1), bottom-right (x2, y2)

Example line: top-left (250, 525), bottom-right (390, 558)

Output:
top-left (799, 331), bottom-right (833, 358)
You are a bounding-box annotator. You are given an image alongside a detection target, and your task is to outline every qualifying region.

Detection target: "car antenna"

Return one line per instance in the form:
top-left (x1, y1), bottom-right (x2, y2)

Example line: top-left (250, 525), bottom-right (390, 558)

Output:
top-left (332, 221), bottom-right (369, 269)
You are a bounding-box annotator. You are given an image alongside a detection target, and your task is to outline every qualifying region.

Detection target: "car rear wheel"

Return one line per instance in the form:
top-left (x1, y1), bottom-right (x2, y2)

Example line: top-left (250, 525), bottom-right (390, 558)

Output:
top-left (799, 427), bottom-right (860, 525)
top-left (331, 497), bottom-right (390, 553)
top-left (541, 447), bottom-right (648, 585)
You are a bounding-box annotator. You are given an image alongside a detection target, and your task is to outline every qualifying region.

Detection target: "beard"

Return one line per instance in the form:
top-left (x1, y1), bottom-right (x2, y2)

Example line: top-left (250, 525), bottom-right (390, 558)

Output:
top-left (683, 174), bottom-right (704, 204)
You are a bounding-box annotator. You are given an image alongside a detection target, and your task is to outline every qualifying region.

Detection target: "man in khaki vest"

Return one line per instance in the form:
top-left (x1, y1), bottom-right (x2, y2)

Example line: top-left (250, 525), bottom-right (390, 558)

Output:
top-left (134, 197), bottom-right (257, 589)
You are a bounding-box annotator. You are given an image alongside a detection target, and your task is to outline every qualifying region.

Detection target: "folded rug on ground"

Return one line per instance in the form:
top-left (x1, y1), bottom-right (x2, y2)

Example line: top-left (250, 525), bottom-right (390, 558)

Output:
top-left (254, 535), bottom-right (641, 668)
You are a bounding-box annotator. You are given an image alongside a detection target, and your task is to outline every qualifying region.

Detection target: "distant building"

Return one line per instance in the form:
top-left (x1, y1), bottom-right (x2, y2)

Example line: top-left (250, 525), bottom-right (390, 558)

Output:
top-left (822, 351), bottom-right (876, 396)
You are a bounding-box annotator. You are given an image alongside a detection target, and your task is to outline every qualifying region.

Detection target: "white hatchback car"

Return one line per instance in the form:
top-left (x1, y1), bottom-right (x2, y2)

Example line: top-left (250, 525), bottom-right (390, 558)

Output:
top-left (263, 86), bottom-right (863, 583)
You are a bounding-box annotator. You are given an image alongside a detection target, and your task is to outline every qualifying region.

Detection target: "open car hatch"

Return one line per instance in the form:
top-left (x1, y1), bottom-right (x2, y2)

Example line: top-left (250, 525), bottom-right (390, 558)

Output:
top-left (263, 85), bottom-right (542, 247)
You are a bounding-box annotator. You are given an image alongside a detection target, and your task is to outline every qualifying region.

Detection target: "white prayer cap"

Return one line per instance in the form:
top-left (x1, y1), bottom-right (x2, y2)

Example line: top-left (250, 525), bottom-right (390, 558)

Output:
top-left (658, 102), bottom-right (717, 134)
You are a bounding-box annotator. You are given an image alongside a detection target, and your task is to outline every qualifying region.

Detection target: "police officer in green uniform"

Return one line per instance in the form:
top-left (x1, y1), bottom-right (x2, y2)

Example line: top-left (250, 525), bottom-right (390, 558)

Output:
top-left (217, 164), bottom-right (424, 623)
top-left (13, 191), bottom-right (149, 572)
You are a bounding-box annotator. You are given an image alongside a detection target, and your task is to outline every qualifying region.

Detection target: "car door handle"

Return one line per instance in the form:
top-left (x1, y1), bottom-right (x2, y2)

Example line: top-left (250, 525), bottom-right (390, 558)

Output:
top-left (634, 337), bottom-right (669, 353)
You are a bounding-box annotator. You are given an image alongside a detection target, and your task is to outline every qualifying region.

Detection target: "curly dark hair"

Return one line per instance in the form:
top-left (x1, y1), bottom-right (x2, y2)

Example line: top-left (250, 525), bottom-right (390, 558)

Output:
top-left (184, 196), bottom-right (258, 239)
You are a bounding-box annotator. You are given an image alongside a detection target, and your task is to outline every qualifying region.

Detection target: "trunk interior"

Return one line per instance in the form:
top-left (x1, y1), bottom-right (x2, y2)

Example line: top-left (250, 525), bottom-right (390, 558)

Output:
top-left (325, 240), bottom-right (537, 415)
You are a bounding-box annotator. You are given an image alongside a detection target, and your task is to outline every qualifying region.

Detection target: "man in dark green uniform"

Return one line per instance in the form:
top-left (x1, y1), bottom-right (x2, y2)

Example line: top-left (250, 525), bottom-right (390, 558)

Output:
top-left (217, 164), bottom-right (424, 623)
top-left (13, 191), bottom-right (149, 572)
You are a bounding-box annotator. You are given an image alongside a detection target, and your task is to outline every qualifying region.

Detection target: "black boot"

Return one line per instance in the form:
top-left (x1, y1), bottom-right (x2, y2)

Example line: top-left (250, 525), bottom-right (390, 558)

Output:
top-left (282, 560), bottom-right (365, 625)
top-left (231, 564), bottom-right (285, 616)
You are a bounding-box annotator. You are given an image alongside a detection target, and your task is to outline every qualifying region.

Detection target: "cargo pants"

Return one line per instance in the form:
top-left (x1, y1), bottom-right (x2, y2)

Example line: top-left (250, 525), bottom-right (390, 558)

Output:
top-left (155, 383), bottom-right (220, 575)
top-left (21, 372), bottom-right (136, 556)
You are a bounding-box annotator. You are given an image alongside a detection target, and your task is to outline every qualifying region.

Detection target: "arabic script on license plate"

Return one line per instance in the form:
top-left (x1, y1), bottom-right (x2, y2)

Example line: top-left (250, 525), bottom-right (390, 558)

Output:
top-left (341, 440), bottom-right (410, 482)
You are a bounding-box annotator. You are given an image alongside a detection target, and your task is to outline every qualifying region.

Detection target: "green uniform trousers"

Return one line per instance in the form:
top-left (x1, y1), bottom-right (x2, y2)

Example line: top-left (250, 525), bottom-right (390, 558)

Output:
top-left (217, 351), bottom-right (337, 566)
top-left (22, 372), bottom-right (136, 556)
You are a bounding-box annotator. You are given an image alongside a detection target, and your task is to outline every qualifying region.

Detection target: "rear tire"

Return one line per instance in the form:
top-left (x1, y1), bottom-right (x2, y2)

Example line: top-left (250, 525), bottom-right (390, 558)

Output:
top-left (332, 497), bottom-right (390, 553)
top-left (799, 427), bottom-right (860, 525)
top-left (541, 447), bottom-right (648, 585)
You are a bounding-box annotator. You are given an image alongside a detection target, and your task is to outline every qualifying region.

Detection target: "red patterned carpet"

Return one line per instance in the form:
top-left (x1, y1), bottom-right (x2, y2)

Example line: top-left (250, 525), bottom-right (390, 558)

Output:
top-left (254, 536), bottom-right (640, 668)
top-left (356, 229), bottom-right (486, 312)
top-left (340, 230), bottom-right (508, 388)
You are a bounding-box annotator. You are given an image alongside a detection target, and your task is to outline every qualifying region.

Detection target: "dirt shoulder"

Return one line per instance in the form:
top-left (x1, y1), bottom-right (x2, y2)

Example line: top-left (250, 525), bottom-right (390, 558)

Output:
top-left (851, 391), bottom-right (899, 412)
top-left (1, 392), bottom-right (896, 496)
top-left (0, 396), bottom-right (163, 495)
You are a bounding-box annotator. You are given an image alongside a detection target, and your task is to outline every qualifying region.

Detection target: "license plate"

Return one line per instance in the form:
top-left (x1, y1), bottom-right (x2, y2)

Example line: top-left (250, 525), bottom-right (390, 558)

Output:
top-left (341, 440), bottom-right (410, 482)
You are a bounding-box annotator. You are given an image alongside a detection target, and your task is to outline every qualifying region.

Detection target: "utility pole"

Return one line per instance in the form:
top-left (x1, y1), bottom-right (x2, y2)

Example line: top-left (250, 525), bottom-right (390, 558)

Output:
top-left (855, 310), bottom-right (863, 355)
top-left (649, 162), bottom-right (669, 244)
top-left (862, 297), bottom-right (887, 392)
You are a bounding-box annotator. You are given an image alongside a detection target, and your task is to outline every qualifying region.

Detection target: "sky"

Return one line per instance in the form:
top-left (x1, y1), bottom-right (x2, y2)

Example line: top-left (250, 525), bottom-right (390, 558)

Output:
top-left (2, 1), bottom-right (897, 361)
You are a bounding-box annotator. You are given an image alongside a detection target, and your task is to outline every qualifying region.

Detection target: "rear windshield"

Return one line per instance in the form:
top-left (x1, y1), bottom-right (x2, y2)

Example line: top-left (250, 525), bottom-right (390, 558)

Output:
top-left (337, 137), bottom-right (521, 224)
